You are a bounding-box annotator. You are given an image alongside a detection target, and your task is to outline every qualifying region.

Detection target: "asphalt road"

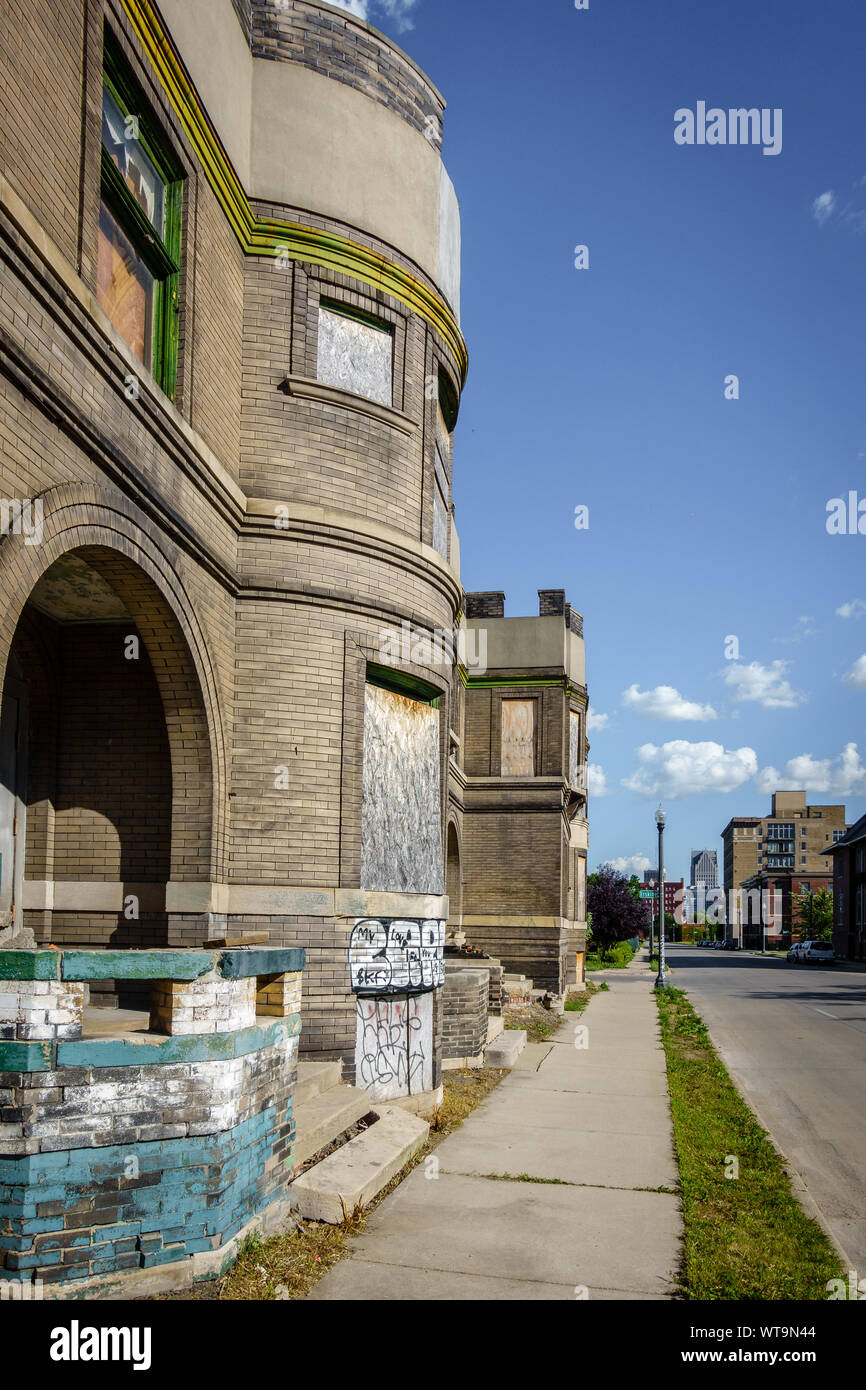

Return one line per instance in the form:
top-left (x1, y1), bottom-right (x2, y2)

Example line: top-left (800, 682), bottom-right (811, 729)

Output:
top-left (664, 943), bottom-right (866, 1273)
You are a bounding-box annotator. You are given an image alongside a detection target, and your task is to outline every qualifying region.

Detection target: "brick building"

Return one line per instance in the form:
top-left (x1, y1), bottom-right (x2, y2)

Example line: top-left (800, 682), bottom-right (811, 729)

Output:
top-left (450, 589), bottom-right (590, 994)
top-left (0, 0), bottom-right (484, 1109)
top-left (824, 812), bottom-right (866, 962)
top-left (642, 871), bottom-right (685, 917)
top-left (721, 792), bottom-right (845, 944)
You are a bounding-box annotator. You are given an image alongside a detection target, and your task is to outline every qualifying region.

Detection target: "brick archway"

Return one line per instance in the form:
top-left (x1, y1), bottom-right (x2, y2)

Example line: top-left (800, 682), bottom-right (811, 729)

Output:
top-left (0, 491), bottom-right (225, 900)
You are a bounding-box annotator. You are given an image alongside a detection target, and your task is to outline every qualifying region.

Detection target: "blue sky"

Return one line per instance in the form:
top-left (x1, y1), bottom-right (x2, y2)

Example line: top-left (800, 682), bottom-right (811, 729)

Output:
top-left (341, 0), bottom-right (866, 881)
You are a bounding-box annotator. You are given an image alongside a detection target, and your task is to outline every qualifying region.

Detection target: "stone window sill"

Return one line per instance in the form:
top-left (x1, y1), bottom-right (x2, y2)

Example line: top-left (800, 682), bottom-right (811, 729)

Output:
top-left (280, 375), bottom-right (418, 436)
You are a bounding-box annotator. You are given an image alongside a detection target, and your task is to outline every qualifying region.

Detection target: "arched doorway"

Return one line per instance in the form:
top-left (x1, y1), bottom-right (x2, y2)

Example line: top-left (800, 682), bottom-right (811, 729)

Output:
top-left (446, 821), bottom-right (462, 941)
top-left (0, 546), bottom-right (215, 991)
top-left (0, 654), bottom-right (28, 942)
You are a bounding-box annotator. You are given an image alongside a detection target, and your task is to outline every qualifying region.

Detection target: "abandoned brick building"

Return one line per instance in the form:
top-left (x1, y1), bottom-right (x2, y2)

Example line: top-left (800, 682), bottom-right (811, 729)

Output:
top-left (0, 0), bottom-right (590, 1126)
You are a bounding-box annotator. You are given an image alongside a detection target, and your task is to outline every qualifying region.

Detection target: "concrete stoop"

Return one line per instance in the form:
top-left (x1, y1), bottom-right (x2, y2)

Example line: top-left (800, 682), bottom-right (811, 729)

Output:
top-left (484, 1027), bottom-right (527, 1068)
top-left (486, 1015), bottom-right (505, 1045)
top-left (290, 1105), bottom-right (430, 1224)
top-left (293, 1065), bottom-right (373, 1169)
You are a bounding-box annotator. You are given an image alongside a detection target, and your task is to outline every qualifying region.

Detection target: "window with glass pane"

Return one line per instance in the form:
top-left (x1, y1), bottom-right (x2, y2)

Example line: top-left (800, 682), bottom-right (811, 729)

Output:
top-left (97, 42), bottom-right (182, 396)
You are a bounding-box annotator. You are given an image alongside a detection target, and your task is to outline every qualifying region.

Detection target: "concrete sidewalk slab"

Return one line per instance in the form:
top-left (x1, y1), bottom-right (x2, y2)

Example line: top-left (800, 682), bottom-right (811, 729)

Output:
top-left (472, 1085), bottom-right (674, 1137)
top-left (437, 1120), bottom-right (678, 1189)
top-left (309, 975), bottom-right (683, 1301)
top-left (308, 1261), bottom-right (668, 1301)
top-left (324, 1169), bottom-right (679, 1296)
top-left (502, 1065), bottom-right (668, 1097)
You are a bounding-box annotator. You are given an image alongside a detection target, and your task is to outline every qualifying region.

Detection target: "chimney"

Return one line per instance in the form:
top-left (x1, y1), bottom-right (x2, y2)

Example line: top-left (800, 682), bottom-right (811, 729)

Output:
top-left (465, 591), bottom-right (505, 619)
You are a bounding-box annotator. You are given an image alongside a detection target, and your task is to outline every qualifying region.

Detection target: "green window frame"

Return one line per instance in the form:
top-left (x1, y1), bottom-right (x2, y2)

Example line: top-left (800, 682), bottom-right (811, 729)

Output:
top-left (366, 663), bottom-right (442, 708)
top-left (100, 36), bottom-right (184, 399)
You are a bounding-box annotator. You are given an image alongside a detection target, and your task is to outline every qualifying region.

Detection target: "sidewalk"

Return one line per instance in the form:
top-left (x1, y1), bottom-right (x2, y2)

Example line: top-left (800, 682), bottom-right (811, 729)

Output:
top-left (309, 974), bottom-right (683, 1300)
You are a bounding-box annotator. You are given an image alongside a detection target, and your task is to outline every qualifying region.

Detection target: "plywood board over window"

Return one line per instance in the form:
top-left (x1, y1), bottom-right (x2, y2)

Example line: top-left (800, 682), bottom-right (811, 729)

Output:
top-left (317, 305), bottom-right (393, 406)
top-left (361, 683), bottom-right (443, 894)
top-left (501, 698), bottom-right (536, 778)
top-left (569, 709), bottom-right (583, 788)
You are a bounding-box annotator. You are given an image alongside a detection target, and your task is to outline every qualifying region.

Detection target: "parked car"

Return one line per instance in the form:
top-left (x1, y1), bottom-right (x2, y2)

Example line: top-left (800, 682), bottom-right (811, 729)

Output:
top-left (800, 941), bottom-right (835, 965)
top-left (786, 941), bottom-right (803, 961)
top-left (721, 940), bottom-right (738, 951)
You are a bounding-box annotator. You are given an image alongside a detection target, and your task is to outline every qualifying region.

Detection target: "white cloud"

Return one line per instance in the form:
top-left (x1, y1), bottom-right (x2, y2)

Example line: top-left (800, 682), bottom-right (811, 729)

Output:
top-left (603, 854), bottom-right (653, 876)
top-left (837, 600), bottom-right (866, 619)
top-left (843, 654), bottom-right (866, 689)
top-left (723, 660), bottom-right (804, 709)
top-left (377, 0), bottom-right (420, 30)
top-left (587, 764), bottom-right (611, 797)
top-left (774, 616), bottom-right (817, 645)
top-left (587, 706), bottom-right (609, 732)
top-left (813, 190), bottom-right (836, 225)
top-left (756, 743), bottom-right (866, 796)
top-left (622, 741), bottom-right (758, 799)
top-left (622, 684), bottom-right (717, 722)
top-left (333, 0), bottom-right (421, 30)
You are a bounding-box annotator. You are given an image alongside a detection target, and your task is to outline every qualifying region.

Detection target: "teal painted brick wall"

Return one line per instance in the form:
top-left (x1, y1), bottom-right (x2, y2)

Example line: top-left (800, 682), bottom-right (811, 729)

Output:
top-left (0, 1098), bottom-right (295, 1285)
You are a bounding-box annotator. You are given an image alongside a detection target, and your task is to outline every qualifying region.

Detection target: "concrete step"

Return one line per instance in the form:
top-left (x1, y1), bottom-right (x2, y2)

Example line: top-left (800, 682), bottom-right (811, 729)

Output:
top-left (484, 1028), bottom-right (527, 1068)
top-left (295, 1060), bottom-right (344, 1107)
top-left (486, 1015), bottom-right (505, 1045)
top-left (291, 1104), bottom-right (430, 1224)
top-left (293, 1084), bottom-right (373, 1169)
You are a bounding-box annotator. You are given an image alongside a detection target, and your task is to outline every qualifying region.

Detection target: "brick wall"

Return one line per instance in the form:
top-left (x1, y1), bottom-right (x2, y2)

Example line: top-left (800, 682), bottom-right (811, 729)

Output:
top-left (441, 967), bottom-right (487, 1062)
top-left (0, 0), bottom-right (462, 1078)
top-left (0, 0), bottom-right (84, 267)
top-left (249, 0), bottom-right (445, 141)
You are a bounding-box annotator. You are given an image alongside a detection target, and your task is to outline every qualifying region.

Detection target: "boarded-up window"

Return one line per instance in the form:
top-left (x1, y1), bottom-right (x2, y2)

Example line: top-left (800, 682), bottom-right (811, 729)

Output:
top-left (576, 855), bottom-right (587, 920)
top-left (501, 699), bottom-right (536, 778)
top-left (569, 710), bottom-right (583, 788)
top-left (317, 306), bottom-right (392, 406)
top-left (361, 683), bottom-right (443, 894)
top-left (432, 487), bottom-right (449, 559)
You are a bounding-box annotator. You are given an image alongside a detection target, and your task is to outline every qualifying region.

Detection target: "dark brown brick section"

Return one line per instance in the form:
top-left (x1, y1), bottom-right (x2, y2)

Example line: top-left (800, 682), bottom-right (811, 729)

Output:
top-left (231, 0), bottom-right (253, 43)
top-left (249, 0), bottom-right (445, 143)
top-left (464, 592), bottom-right (505, 619)
top-left (441, 968), bottom-right (487, 1061)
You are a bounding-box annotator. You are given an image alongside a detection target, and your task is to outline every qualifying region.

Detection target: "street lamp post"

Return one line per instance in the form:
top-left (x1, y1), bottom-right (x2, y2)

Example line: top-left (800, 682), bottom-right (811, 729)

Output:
top-left (655, 804), bottom-right (667, 989)
top-left (649, 882), bottom-right (655, 961)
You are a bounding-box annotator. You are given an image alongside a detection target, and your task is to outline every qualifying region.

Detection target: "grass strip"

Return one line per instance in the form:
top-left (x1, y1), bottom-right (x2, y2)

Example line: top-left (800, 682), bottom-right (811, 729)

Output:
top-left (564, 980), bottom-right (606, 1011)
top-left (657, 985), bottom-right (845, 1300)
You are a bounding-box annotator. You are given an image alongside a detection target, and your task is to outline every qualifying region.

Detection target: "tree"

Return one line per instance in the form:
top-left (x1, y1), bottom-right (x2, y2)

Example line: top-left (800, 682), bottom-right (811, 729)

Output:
top-left (793, 888), bottom-right (834, 942)
top-left (587, 867), bottom-right (649, 957)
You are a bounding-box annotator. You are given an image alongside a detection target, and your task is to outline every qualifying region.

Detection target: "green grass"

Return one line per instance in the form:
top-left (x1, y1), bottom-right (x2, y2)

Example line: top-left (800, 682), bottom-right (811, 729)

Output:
top-left (564, 980), bottom-right (605, 1011)
top-left (656, 986), bottom-right (845, 1300)
top-left (585, 941), bottom-right (635, 972)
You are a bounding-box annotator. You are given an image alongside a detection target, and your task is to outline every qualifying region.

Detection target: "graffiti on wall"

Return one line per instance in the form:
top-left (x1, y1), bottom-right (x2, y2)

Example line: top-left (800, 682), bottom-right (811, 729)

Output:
top-left (348, 918), bottom-right (445, 996)
top-left (355, 993), bottom-right (433, 1101)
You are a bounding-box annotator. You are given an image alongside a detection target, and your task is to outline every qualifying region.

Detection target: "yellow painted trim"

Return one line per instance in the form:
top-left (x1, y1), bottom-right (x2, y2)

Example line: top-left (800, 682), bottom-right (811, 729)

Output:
top-left (118, 0), bottom-right (468, 381)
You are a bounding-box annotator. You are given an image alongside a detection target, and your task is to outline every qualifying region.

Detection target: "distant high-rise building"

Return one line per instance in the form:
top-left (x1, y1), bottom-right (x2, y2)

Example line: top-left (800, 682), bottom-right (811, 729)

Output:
top-left (690, 849), bottom-right (719, 889)
top-left (721, 792), bottom-right (847, 944)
